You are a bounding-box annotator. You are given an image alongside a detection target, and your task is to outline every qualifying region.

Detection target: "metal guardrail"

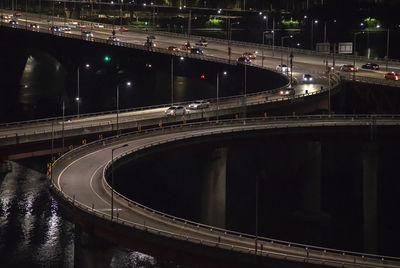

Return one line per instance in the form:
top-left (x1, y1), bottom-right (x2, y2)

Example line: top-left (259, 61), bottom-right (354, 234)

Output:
top-left (3, 9), bottom-right (400, 66)
top-left (0, 77), bottom-right (341, 139)
top-left (50, 115), bottom-right (400, 267)
top-left (340, 73), bottom-right (400, 88)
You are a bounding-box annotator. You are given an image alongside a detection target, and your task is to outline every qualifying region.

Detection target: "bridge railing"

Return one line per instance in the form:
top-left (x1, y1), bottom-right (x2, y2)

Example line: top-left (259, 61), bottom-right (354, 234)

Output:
top-left (51, 115), bottom-right (400, 267)
top-left (340, 73), bottom-right (400, 87)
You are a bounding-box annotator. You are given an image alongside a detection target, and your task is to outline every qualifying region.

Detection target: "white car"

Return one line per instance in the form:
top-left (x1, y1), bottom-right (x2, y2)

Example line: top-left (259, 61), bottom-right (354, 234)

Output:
top-left (187, 100), bottom-right (210, 110)
top-left (276, 64), bottom-right (291, 72)
top-left (165, 106), bottom-right (186, 116)
top-left (302, 74), bottom-right (313, 82)
top-left (59, 26), bottom-right (72, 33)
top-left (280, 88), bottom-right (295, 96)
top-left (81, 30), bottom-right (93, 39)
top-left (107, 36), bottom-right (120, 45)
top-left (94, 23), bottom-right (104, 28)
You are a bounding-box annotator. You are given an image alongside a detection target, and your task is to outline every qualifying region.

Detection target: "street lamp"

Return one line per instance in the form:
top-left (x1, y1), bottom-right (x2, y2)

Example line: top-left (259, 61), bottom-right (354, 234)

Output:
top-left (216, 71), bottom-right (227, 121)
top-left (228, 21), bottom-right (240, 63)
top-left (116, 81), bottom-right (132, 134)
top-left (280, 35), bottom-right (292, 73)
top-left (111, 143), bottom-right (129, 220)
top-left (76, 63), bottom-right (90, 118)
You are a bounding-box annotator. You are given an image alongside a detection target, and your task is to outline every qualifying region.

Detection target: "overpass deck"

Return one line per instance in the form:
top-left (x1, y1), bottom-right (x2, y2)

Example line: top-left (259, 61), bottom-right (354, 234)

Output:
top-left (51, 116), bottom-right (400, 267)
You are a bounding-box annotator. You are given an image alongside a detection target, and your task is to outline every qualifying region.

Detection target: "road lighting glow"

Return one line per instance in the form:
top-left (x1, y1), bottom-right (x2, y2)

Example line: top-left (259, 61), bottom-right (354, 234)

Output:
top-left (314, 20), bottom-right (318, 24)
top-left (126, 81), bottom-right (132, 86)
top-left (223, 71), bottom-right (227, 75)
top-left (85, 63), bottom-right (90, 68)
top-left (180, 56), bottom-right (184, 61)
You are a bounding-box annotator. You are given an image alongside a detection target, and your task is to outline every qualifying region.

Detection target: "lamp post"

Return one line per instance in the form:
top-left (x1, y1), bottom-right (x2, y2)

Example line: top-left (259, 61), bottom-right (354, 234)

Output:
top-left (116, 81), bottom-right (132, 135)
top-left (216, 71), bottom-right (227, 121)
top-left (280, 35), bottom-right (292, 73)
top-left (386, 28), bottom-right (390, 72)
top-left (228, 21), bottom-right (240, 63)
top-left (76, 63), bottom-right (90, 118)
top-left (111, 143), bottom-right (129, 220)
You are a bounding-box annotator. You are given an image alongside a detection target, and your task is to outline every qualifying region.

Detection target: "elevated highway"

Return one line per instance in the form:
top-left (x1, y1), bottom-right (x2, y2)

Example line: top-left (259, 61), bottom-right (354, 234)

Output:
top-left (51, 115), bottom-right (400, 268)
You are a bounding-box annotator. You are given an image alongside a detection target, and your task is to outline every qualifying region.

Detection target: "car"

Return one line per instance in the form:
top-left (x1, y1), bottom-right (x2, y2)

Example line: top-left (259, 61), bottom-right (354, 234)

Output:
top-left (181, 42), bottom-right (192, 51)
top-left (68, 21), bottom-right (78, 28)
top-left (144, 40), bottom-right (156, 48)
top-left (94, 23), bottom-right (104, 28)
top-left (119, 26), bottom-right (129, 32)
top-left (168, 46), bottom-right (179, 51)
top-left (81, 30), bottom-right (94, 39)
top-left (242, 52), bottom-right (257, 59)
top-left (195, 38), bottom-right (208, 47)
top-left (107, 35), bottom-right (120, 45)
top-left (59, 26), bottom-right (72, 33)
top-left (1, 15), bottom-right (12, 21)
top-left (187, 100), bottom-right (210, 110)
top-left (190, 47), bottom-right (203, 55)
top-left (9, 20), bottom-right (18, 26)
top-left (280, 88), bottom-right (295, 96)
top-left (340, 64), bottom-right (358, 72)
top-left (165, 106), bottom-right (186, 116)
top-left (49, 26), bottom-right (60, 33)
top-left (302, 74), bottom-right (313, 82)
top-left (384, 72), bottom-right (399, 80)
top-left (29, 23), bottom-right (40, 31)
top-left (237, 56), bottom-right (251, 64)
top-left (13, 12), bottom-right (22, 17)
top-left (361, 63), bottom-right (380, 70)
top-left (276, 64), bottom-right (290, 72)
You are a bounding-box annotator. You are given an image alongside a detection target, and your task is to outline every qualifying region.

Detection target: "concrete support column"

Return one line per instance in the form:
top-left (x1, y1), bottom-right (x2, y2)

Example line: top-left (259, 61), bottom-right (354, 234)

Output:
top-left (362, 143), bottom-right (378, 253)
top-left (200, 147), bottom-right (228, 228)
top-left (74, 226), bottom-right (114, 268)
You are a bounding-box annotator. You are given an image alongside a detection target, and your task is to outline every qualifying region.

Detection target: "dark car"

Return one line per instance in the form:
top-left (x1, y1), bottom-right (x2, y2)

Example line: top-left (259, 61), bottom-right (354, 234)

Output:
top-left (50, 26), bottom-right (60, 33)
top-left (237, 56), bottom-right (251, 64)
top-left (361, 63), bottom-right (380, 70)
top-left (190, 47), bottom-right (203, 55)
top-left (9, 20), bottom-right (18, 27)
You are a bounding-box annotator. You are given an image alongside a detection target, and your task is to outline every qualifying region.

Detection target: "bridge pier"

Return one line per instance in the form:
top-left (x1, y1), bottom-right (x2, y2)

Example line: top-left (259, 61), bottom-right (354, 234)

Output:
top-left (362, 143), bottom-right (378, 253)
top-left (200, 147), bottom-right (227, 228)
top-left (292, 141), bottom-right (330, 245)
top-left (74, 225), bottom-right (114, 268)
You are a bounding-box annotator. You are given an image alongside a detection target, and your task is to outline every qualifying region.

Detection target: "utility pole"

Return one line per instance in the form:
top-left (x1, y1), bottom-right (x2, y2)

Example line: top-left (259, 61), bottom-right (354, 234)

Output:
top-left (386, 28), bottom-right (390, 72)
top-left (187, 8), bottom-right (192, 43)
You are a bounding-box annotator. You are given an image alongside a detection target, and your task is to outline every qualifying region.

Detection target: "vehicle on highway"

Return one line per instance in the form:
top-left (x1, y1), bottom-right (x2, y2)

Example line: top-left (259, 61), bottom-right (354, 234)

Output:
top-left (107, 35), bottom-right (120, 45)
top-left (50, 26), bottom-right (60, 33)
top-left (190, 47), bottom-right (203, 55)
top-left (195, 38), bottom-right (208, 47)
top-left (68, 21), bottom-right (78, 28)
top-left (276, 64), bottom-right (290, 72)
top-left (242, 52), bottom-right (257, 59)
top-left (120, 26), bottom-right (129, 32)
top-left (14, 12), bottom-right (22, 17)
top-left (187, 100), bottom-right (210, 110)
top-left (81, 30), bottom-right (94, 40)
top-left (29, 23), bottom-right (39, 31)
top-left (59, 26), bottom-right (72, 33)
top-left (384, 72), bottom-right (399, 80)
top-left (165, 106), bottom-right (186, 116)
top-left (9, 20), bottom-right (18, 25)
top-left (280, 88), bottom-right (295, 96)
top-left (1, 15), bottom-right (12, 21)
top-left (144, 40), bottom-right (156, 49)
top-left (340, 64), bottom-right (358, 72)
top-left (168, 46), bottom-right (179, 51)
top-left (94, 23), bottom-right (104, 28)
top-left (181, 42), bottom-right (192, 51)
top-left (302, 74), bottom-right (313, 82)
top-left (361, 63), bottom-right (380, 70)
top-left (237, 56), bottom-right (251, 64)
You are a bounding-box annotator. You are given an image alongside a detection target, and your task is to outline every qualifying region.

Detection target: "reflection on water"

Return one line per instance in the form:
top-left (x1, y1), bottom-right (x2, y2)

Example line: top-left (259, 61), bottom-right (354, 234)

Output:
top-left (0, 161), bottom-right (161, 268)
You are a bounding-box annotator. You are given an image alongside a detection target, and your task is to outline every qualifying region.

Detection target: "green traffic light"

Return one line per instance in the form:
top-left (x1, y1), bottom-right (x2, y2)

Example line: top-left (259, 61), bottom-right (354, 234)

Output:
top-left (104, 56), bottom-right (111, 62)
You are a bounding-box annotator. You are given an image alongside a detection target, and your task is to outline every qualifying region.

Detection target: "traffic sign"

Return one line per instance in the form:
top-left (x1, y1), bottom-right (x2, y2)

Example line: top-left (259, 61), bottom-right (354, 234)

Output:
top-left (316, 42), bottom-right (330, 53)
top-left (338, 42), bottom-right (353, 54)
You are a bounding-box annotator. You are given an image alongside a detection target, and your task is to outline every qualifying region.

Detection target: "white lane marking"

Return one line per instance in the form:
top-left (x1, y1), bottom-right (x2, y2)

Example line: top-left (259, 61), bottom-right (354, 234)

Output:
top-left (89, 163), bottom-right (112, 206)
